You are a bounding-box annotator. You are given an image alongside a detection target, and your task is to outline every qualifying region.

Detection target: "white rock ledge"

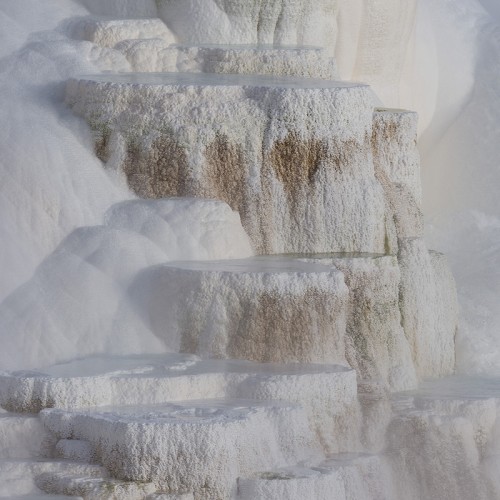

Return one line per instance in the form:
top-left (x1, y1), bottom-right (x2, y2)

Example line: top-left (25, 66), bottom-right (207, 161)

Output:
top-left (41, 399), bottom-right (319, 499)
top-left (65, 73), bottom-right (386, 254)
top-left (114, 41), bottom-right (338, 78)
top-left (0, 354), bottom-right (355, 410)
top-left (67, 18), bottom-right (176, 48)
top-left (126, 257), bottom-right (349, 364)
top-left (238, 453), bottom-right (391, 500)
top-left (295, 253), bottom-right (417, 391)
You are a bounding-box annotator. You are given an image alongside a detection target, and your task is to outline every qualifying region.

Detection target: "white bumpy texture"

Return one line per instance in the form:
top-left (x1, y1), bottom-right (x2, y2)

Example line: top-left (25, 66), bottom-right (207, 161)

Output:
top-left (66, 75), bottom-right (386, 255)
top-left (1, 0), bottom-right (491, 499)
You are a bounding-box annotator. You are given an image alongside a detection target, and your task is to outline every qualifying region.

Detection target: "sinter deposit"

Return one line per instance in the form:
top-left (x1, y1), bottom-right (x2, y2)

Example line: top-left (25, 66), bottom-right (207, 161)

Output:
top-left (1, 1), bottom-right (499, 500)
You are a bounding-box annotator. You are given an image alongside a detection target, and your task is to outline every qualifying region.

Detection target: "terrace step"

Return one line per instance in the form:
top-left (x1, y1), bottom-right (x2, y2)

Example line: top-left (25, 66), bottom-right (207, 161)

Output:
top-left (36, 471), bottom-right (157, 499)
top-left (40, 399), bottom-right (319, 499)
top-left (237, 453), bottom-right (391, 500)
top-left (0, 459), bottom-right (104, 498)
top-left (67, 17), bottom-right (174, 48)
top-left (0, 412), bottom-right (54, 459)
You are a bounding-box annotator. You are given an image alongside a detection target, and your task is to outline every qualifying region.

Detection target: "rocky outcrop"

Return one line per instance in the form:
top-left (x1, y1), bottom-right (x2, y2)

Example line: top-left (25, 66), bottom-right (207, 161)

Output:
top-left (126, 258), bottom-right (348, 365)
top-left (298, 254), bottom-right (417, 392)
top-left (66, 74), bottom-right (387, 254)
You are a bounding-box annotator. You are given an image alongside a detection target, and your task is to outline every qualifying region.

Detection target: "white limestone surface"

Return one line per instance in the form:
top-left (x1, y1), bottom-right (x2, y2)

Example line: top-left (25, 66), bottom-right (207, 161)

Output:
top-left (67, 18), bottom-right (176, 48)
top-left (296, 253), bottom-right (417, 391)
top-left (0, 414), bottom-right (53, 459)
top-left (0, 198), bottom-right (253, 371)
top-left (156, 0), bottom-right (335, 53)
top-left (55, 439), bottom-right (94, 462)
top-left (236, 362), bottom-right (359, 453)
top-left (372, 109), bottom-right (423, 248)
top-left (398, 238), bottom-right (458, 379)
top-left (66, 73), bottom-right (386, 254)
top-left (387, 378), bottom-right (500, 500)
top-left (0, 354), bottom-right (358, 454)
top-left (115, 41), bottom-right (338, 79)
top-left (238, 453), bottom-right (391, 500)
top-left (41, 399), bottom-right (319, 499)
top-left (36, 472), bottom-right (157, 499)
top-left (0, 460), bottom-right (104, 498)
top-left (124, 257), bottom-right (348, 364)
top-left (147, 495), bottom-right (193, 500)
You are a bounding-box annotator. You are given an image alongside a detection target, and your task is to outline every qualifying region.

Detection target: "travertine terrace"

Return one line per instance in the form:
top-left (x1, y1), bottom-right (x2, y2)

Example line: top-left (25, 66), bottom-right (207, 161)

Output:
top-left (1, 1), bottom-right (499, 500)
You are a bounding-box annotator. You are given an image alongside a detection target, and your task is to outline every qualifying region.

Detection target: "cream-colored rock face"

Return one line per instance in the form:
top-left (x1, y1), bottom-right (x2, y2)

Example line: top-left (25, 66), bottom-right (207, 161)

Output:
top-left (388, 392), bottom-right (499, 500)
top-left (333, 0), bottom-right (418, 108)
top-left (371, 108), bottom-right (423, 252)
top-left (0, 354), bottom-right (359, 455)
top-left (398, 238), bottom-right (458, 379)
top-left (67, 18), bottom-right (176, 48)
top-left (157, 0), bottom-right (336, 51)
top-left (300, 254), bottom-right (417, 392)
top-left (115, 41), bottom-right (338, 79)
top-left (126, 258), bottom-right (349, 365)
top-left (66, 75), bottom-right (386, 254)
top-left (238, 455), bottom-right (392, 500)
top-left (41, 400), bottom-right (318, 499)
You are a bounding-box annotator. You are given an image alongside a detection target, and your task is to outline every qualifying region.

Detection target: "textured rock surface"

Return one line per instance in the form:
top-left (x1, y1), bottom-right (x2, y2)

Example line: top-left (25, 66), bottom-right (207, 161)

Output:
top-left (0, 354), bottom-right (358, 455)
top-left (125, 258), bottom-right (348, 364)
top-left (398, 238), bottom-right (458, 379)
top-left (67, 18), bottom-right (176, 48)
top-left (0, 414), bottom-right (53, 459)
top-left (36, 471), bottom-right (157, 499)
top-left (0, 198), bottom-right (253, 372)
top-left (0, 355), bottom-right (355, 410)
top-left (372, 108), bottom-right (423, 248)
top-left (0, 459), bottom-right (106, 498)
top-left (66, 74), bottom-right (386, 254)
top-left (41, 400), bottom-right (318, 499)
top-left (156, 0), bottom-right (335, 52)
top-left (298, 254), bottom-right (417, 391)
top-left (387, 378), bottom-right (500, 500)
top-left (115, 41), bottom-right (338, 78)
top-left (238, 454), bottom-right (391, 500)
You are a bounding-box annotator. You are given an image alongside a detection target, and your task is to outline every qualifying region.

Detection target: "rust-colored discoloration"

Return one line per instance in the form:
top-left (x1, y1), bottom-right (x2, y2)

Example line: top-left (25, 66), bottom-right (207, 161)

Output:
top-left (94, 130), bottom-right (110, 163)
top-left (203, 133), bottom-right (247, 213)
top-left (226, 288), bottom-right (344, 364)
top-left (331, 137), bottom-right (363, 173)
top-left (372, 119), bottom-right (399, 149)
top-left (268, 133), bottom-right (328, 197)
top-left (123, 135), bottom-right (190, 199)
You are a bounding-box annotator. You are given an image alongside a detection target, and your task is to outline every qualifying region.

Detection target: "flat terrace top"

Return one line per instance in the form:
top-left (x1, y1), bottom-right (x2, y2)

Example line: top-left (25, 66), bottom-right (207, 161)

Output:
top-left (4, 354), bottom-right (352, 379)
top-left (76, 72), bottom-right (365, 90)
top-left (43, 399), bottom-right (298, 424)
top-left (174, 43), bottom-right (324, 51)
top-left (404, 375), bottom-right (500, 401)
top-left (162, 256), bottom-right (336, 274)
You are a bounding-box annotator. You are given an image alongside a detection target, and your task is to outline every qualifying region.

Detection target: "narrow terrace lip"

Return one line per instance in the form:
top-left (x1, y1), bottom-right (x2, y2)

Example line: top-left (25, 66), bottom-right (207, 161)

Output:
top-left (73, 72), bottom-right (368, 90)
top-left (161, 256), bottom-right (336, 274)
top-left (170, 43), bottom-right (325, 50)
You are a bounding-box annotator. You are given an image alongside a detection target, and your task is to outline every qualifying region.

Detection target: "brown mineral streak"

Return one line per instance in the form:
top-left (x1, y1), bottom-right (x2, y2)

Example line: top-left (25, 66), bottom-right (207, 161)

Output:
top-left (226, 288), bottom-right (339, 364)
top-left (268, 132), bottom-right (328, 196)
top-left (371, 115), bottom-right (399, 157)
top-left (123, 135), bottom-right (189, 199)
top-left (95, 130), bottom-right (110, 163)
top-left (203, 133), bottom-right (246, 212)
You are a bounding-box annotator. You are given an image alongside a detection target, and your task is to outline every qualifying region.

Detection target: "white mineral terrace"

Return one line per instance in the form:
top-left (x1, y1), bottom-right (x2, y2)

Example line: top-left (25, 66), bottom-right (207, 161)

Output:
top-left (74, 72), bottom-right (361, 89)
top-left (1, 0), bottom-right (499, 499)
